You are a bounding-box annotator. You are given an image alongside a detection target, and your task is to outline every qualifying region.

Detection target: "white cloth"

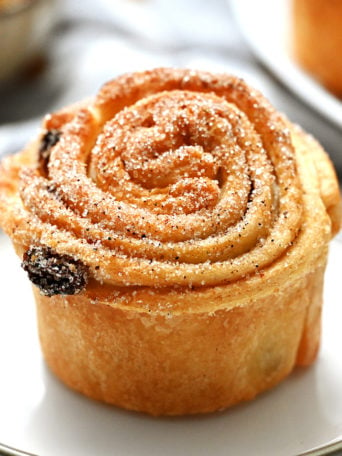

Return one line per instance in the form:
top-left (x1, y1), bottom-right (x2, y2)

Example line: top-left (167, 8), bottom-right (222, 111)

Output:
top-left (0, 0), bottom-right (341, 177)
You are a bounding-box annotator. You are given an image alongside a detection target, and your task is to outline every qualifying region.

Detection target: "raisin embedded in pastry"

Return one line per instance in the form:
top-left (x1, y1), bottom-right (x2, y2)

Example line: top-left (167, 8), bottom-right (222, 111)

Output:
top-left (22, 246), bottom-right (88, 297)
top-left (38, 129), bottom-right (61, 175)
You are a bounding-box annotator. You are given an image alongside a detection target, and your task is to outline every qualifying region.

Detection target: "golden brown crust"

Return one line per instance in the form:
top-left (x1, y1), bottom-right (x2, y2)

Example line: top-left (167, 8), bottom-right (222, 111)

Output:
top-left (35, 262), bottom-right (325, 416)
top-left (0, 68), bottom-right (341, 415)
top-left (292, 0), bottom-right (342, 96)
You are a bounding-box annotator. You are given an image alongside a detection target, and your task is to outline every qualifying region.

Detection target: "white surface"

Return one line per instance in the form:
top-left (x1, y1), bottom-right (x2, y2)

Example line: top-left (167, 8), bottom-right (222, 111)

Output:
top-left (231, 0), bottom-right (342, 129)
top-left (0, 232), bottom-right (342, 456)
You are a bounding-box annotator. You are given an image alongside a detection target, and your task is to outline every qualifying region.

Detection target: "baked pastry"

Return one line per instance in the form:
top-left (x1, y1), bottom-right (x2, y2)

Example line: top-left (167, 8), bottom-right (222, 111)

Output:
top-left (0, 68), bottom-right (340, 415)
top-left (292, 0), bottom-right (342, 96)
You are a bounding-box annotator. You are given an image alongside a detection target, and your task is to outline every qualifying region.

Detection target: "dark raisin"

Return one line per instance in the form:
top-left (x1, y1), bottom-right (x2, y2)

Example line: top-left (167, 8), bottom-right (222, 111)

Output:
top-left (38, 130), bottom-right (61, 175)
top-left (46, 182), bottom-right (57, 194)
top-left (22, 246), bottom-right (89, 297)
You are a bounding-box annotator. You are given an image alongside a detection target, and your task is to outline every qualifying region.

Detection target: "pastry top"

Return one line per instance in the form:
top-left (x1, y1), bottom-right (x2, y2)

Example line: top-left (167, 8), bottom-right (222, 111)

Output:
top-left (0, 68), bottom-right (340, 304)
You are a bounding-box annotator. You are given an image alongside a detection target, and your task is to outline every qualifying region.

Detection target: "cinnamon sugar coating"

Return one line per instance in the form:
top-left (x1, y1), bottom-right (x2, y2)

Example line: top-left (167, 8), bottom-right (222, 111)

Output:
top-left (0, 68), bottom-right (340, 292)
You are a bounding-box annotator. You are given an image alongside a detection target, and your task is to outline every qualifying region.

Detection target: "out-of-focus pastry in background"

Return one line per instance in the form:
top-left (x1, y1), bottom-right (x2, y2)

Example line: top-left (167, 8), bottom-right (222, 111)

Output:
top-left (292, 0), bottom-right (342, 97)
top-left (0, 0), bottom-right (57, 83)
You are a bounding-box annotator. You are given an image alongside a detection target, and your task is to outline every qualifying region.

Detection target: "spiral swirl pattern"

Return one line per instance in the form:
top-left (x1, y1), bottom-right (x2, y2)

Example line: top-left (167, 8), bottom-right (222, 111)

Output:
top-left (12, 68), bottom-right (303, 287)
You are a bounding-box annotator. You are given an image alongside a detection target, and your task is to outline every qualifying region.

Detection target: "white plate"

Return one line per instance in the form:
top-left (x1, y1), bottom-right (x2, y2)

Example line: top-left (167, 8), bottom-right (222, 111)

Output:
top-left (230, 0), bottom-right (342, 130)
top-left (0, 231), bottom-right (342, 456)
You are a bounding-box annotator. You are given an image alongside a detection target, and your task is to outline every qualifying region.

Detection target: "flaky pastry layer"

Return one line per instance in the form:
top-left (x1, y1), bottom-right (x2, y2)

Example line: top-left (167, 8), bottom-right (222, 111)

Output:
top-left (0, 68), bottom-right (341, 414)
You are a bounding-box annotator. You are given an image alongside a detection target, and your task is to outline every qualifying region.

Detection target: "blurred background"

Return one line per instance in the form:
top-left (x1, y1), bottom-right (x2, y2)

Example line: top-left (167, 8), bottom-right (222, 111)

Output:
top-left (0, 0), bottom-right (341, 181)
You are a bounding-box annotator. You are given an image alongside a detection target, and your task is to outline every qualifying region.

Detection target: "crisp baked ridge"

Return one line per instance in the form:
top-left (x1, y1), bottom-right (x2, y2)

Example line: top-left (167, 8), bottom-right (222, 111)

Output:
top-left (0, 68), bottom-right (341, 415)
top-left (292, 0), bottom-right (342, 96)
